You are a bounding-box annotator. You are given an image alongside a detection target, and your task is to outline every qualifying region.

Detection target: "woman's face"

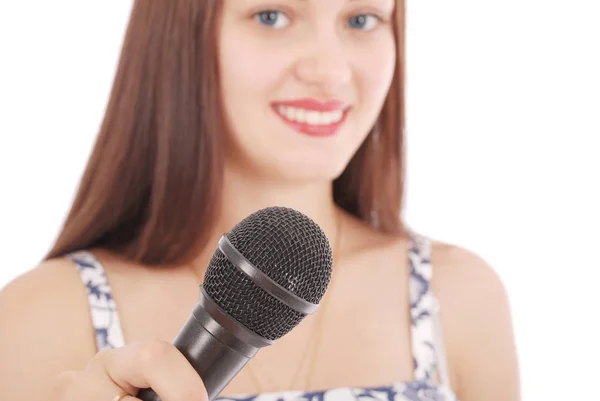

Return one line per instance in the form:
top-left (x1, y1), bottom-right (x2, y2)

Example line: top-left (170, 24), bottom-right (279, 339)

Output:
top-left (218, 0), bottom-right (396, 182)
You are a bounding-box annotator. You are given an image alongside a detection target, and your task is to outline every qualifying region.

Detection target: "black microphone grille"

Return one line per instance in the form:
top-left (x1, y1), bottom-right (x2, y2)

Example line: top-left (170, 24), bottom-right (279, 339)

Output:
top-left (202, 206), bottom-right (333, 340)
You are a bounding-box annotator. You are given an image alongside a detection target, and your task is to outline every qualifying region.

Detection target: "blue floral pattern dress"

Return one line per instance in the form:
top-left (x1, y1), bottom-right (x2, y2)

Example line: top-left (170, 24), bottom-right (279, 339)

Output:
top-left (69, 232), bottom-right (458, 401)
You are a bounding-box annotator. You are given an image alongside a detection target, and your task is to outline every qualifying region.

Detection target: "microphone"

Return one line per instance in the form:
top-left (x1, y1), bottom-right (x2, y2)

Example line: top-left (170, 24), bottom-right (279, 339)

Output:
top-left (137, 206), bottom-right (333, 401)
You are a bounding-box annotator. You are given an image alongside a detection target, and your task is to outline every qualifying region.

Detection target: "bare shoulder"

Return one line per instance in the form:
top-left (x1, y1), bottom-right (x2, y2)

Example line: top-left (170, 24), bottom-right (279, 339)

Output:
top-left (430, 241), bottom-right (521, 401)
top-left (430, 241), bottom-right (510, 312)
top-left (0, 257), bottom-right (97, 399)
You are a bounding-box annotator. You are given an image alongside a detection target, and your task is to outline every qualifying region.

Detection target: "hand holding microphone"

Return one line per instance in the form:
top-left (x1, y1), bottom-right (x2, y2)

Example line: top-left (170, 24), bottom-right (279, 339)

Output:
top-left (51, 339), bottom-right (209, 401)
top-left (51, 207), bottom-right (333, 401)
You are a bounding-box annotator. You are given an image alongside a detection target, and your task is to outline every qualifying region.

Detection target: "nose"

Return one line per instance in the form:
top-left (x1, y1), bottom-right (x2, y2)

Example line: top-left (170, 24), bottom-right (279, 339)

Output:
top-left (294, 30), bottom-right (352, 92)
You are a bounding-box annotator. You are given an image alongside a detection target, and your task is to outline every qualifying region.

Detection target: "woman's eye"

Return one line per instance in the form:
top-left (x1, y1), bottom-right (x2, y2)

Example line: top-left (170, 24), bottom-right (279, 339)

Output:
top-left (255, 10), bottom-right (290, 29)
top-left (348, 14), bottom-right (380, 31)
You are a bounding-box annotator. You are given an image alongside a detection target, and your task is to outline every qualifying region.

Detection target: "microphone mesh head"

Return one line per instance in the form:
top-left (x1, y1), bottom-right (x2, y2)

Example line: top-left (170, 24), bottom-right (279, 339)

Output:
top-left (202, 207), bottom-right (333, 340)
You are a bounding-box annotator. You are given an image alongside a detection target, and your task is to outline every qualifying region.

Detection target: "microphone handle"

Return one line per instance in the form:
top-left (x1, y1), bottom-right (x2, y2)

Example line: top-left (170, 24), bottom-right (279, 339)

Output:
top-left (137, 297), bottom-right (265, 401)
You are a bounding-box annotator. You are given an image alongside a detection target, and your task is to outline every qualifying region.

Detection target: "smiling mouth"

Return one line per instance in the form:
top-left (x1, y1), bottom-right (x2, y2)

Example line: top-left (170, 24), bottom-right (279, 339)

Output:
top-left (275, 105), bottom-right (345, 126)
top-left (271, 101), bottom-right (351, 137)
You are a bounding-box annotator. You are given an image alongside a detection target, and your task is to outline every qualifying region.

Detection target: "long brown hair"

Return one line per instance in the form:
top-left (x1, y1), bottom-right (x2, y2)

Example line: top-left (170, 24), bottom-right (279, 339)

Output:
top-left (46, 0), bottom-right (407, 265)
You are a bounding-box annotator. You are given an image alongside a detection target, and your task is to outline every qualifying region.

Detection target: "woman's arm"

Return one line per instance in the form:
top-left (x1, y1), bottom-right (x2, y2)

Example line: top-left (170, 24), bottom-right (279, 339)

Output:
top-left (433, 243), bottom-right (521, 401)
top-left (0, 259), bottom-right (97, 400)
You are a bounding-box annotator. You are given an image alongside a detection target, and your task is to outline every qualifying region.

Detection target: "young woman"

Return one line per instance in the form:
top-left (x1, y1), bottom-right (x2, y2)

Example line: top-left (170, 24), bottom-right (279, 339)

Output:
top-left (0, 1), bottom-right (520, 400)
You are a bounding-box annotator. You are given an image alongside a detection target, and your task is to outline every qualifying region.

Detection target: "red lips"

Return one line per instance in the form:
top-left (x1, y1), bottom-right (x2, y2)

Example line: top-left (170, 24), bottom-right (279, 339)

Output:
top-left (271, 98), bottom-right (350, 137)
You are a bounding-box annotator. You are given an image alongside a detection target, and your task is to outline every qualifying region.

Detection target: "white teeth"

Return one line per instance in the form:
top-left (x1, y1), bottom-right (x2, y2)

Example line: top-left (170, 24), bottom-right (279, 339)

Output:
top-left (276, 106), bottom-right (345, 125)
top-left (296, 108), bottom-right (307, 123)
top-left (306, 111), bottom-right (319, 125)
top-left (331, 110), bottom-right (343, 122)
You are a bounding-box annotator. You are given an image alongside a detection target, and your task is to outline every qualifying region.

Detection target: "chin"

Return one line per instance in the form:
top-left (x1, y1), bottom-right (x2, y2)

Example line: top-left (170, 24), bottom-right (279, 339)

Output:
top-left (227, 138), bottom-right (356, 183)
top-left (268, 155), bottom-right (350, 183)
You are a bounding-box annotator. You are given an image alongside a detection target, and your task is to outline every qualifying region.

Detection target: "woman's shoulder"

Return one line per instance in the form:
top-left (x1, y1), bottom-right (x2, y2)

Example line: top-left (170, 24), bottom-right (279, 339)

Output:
top-left (427, 239), bottom-right (513, 346)
top-left (0, 256), bottom-right (99, 398)
top-left (355, 224), bottom-right (511, 323)
top-left (428, 239), bottom-right (510, 320)
top-left (0, 256), bottom-right (98, 366)
top-left (0, 255), bottom-right (96, 330)
top-left (360, 223), bottom-right (519, 396)
top-left (428, 239), bottom-right (520, 399)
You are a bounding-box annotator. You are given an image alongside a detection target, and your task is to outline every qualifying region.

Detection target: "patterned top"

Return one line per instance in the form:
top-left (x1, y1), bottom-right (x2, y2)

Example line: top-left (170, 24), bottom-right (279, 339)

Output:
top-left (68, 233), bottom-right (458, 401)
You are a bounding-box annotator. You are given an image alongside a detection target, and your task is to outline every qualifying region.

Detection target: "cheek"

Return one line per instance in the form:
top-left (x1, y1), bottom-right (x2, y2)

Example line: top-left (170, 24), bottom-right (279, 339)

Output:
top-left (217, 30), bottom-right (294, 161)
top-left (219, 33), bottom-right (290, 106)
top-left (355, 35), bottom-right (396, 108)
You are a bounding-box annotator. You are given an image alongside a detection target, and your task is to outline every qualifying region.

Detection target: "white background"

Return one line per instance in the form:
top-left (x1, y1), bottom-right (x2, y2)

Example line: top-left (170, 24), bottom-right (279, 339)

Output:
top-left (0, 1), bottom-right (598, 400)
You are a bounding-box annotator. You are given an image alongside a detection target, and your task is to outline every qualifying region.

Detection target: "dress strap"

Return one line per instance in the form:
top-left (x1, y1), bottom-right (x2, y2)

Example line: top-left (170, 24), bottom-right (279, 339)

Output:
top-left (68, 250), bottom-right (126, 351)
top-left (408, 233), bottom-right (451, 385)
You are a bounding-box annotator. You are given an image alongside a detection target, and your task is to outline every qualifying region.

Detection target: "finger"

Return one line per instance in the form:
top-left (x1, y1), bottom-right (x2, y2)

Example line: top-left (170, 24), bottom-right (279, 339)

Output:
top-left (51, 370), bottom-right (136, 401)
top-left (86, 340), bottom-right (207, 401)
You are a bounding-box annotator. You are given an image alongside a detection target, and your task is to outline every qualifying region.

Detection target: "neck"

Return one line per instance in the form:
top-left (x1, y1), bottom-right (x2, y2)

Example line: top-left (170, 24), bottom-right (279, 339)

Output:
top-left (191, 164), bottom-right (341, 273)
